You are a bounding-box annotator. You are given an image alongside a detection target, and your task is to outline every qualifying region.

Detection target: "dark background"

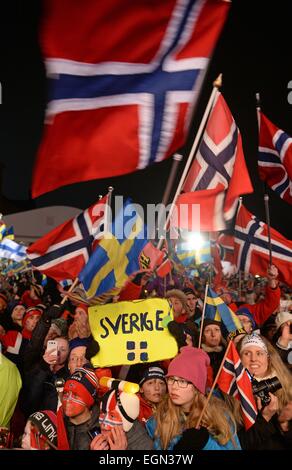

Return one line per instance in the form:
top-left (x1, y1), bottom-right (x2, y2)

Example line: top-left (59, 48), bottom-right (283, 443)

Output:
top-left (0, 0), bottom-right (291, 238)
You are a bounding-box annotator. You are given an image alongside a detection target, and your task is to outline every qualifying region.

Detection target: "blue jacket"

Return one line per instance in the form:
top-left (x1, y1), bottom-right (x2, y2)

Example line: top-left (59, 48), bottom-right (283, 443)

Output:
top-left (146, 416), bottom-right (241, 450)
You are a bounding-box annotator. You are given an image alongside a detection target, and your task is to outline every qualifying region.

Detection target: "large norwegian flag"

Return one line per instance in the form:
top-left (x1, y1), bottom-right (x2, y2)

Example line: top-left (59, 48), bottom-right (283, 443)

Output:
top-left (234, 204), bottom-right (292, 286)
top-left (31, 0), bottom-right (230, 198)
top-left (174, 91), bottom-right (253, 231)
top-left (26, 196), bottom-right (108, 281)
top-left (217, 341), bottom-right (258, 431)
top-left (258, 111), bottom-right (292, 205)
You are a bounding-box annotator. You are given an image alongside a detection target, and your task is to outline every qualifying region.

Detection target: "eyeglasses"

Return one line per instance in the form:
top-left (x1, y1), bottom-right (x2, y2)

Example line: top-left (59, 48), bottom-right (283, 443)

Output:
top-left (166, 377), bottom-right (191, 388)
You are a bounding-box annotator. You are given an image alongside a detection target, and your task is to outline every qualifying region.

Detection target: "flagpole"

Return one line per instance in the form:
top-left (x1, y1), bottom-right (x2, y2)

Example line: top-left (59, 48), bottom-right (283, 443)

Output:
top-left (264, 193), bottom-right (273, 266)
top-left (198, 282), bottom-right (209, 348)
top-left (196, 339), bottom-right (232, 429)
top-left (105, 186), bottom-right (114, 233)
top-left (157, 74), bottom-right (222, 250)
top-left (60, 278), bottom-right (79, 305)
top-left (153, 153), bottom-right (183, 241)
top-left (256, 93), bottom-right (273, 267)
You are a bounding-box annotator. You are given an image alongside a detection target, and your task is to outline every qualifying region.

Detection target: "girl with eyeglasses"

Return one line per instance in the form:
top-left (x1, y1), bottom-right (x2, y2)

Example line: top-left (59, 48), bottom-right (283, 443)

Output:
top-left (146, 346), bottom-right (241, 450)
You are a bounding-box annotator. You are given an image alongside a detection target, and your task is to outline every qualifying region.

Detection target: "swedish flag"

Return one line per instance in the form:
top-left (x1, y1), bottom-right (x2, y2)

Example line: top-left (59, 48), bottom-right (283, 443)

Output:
top-left (176, 240), bottom-right (211, 267)
top-left (205, 287), bottom-right (243, 334)
top-left (79, 200), bottom-right (151, 299)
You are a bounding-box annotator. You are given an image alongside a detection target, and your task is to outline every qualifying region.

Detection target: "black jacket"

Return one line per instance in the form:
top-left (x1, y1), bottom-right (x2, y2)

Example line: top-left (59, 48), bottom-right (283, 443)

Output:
top-left (238, 413), bottom-right (292, 450)
top-left (21, 359), bottom-right (69, 418)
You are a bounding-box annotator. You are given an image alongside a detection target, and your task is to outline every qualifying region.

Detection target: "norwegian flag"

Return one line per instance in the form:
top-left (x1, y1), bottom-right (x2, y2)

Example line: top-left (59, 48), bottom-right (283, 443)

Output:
top-left (234, 204), bottom-right (292, 286)
top-left (258, 111), bottom-right (292, 205)
top-left (211, 232), bottom-right (235, 264)
top-left (31, 0), bottom-right (230, 198)
top-left (217, 341), bottom-right (257, 430)
top-left (175, 91), bottom-right (253, 231)
top-left (26, 196), bottom-right (108, 281)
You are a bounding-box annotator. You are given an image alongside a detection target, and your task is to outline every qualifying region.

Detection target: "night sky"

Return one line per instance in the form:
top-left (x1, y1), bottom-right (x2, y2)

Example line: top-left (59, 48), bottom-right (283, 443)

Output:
top-left (0, 0), bottom-right (291, 239)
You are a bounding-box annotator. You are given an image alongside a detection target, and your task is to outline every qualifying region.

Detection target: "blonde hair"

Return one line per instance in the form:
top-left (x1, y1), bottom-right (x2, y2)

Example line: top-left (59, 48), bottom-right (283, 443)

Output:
top-left (238, 334), bottom-right (292, 412)
top-left (154, 389), bottom-right (237, 449)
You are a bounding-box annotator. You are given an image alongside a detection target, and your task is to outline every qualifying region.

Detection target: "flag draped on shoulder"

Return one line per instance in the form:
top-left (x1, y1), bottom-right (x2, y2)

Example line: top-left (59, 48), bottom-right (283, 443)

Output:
top-left (234, 204), bottom-right (292, 286)
top-left (174, 91), bottom-right (253, 231)
top-left (26, 196), bottom-right (108, 281)
top-left (205, 286), bottom-right (244, 334)
top-left (258, 111), bottom-right (292, 205)
top-left (217, 341), bottom-right (257, 430)
top-left (79, 199), bottom-right (163, 300)
top-left (32, 0), bottom-right (230, 197)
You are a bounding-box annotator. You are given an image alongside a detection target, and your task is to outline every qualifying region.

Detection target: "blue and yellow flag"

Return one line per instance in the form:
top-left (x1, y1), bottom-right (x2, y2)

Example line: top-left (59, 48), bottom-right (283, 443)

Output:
top-left (79, 200), bottom-right (158, 300)
top-left (4, 226), bottom-right (15, 240)
top-left (0, 223), bottom-right (7, 240)
top-left (205, 287), bottom-right (243, 334)
top-left (176, 240), bottom-right (211, 267)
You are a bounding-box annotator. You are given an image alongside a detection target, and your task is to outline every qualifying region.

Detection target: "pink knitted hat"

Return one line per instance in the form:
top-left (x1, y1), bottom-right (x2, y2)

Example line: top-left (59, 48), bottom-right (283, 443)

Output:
top-left (167, 346), bottom-right (210, 394)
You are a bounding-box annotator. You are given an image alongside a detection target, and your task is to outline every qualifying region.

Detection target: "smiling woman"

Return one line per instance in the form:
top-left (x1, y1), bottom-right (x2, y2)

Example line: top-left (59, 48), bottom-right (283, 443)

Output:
top-left (229, 332), bottom-right (292, 450)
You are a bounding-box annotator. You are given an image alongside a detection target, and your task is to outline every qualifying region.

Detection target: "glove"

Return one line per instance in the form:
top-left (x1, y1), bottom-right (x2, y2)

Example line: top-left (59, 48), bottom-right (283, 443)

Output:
top-left (44, 304), bottom-right (65, 321)
top-left (173, 427), bottom-right (209, 451)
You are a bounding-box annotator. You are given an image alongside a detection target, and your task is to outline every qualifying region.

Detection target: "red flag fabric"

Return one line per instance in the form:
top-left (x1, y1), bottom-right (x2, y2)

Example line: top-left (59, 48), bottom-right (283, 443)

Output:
top-left (258, 111), bottom-right (292, 205)
top-left (234, 204), bottom-right (292, 286)
top-left (217, 341), bottom-right (257, 430)
top-left (26, 196), bottom-right (108, 281)
top-left (31, 0), bottom-right (230, 198)
top-left (174, 92), bottom-right (253, 231)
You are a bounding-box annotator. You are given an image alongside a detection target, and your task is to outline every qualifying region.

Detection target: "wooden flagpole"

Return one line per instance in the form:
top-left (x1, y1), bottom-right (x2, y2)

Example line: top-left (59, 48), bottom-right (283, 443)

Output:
top-left (198, 282), bottom-right (209, 349)
top-left (60, 277), bottom-right (79, 305)
top-left (157, 74), bottom-right (222, 251)
top-left (196, 339), bottom-right (232, 429)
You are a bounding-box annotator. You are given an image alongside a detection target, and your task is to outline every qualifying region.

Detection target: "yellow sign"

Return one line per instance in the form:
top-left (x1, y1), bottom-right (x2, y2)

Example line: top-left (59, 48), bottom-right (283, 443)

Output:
top-left (88, 298), bottom-right (178, 367)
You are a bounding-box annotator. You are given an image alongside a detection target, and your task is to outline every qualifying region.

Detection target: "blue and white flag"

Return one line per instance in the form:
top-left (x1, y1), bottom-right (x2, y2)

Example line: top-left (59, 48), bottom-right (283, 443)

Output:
top-left (0, 239), bottom-right (27, 262)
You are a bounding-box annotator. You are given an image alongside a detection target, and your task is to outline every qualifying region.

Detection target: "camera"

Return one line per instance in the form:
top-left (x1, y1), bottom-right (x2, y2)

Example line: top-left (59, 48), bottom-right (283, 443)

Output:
top-left (87, 426), bottom-right (101, 440)
top-left (252, 377), bottom-right (282, 407)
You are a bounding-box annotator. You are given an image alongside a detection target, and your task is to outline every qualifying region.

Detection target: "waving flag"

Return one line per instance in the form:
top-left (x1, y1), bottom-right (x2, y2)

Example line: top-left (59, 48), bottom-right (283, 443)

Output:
top-left (234, 204), bottom-right (292, 285)
top-left (31, 0), bottom-right (230, 197)
top-left (26, 196), bottom-right (108, 281)
top-left (176, 239), bottom-right (211, 266)
top-left (205, 286), bottom-right (244, 334)
top-left (79, 200), bottom-right (163, 300)
top-left (258, 112), bottom-right (292, 205)
top-left (217, 341), bottom-right (257, 430)
top-left (0, 239), bottom-right (27, 262)
top-left (175, 91), bottom-right (253, 231)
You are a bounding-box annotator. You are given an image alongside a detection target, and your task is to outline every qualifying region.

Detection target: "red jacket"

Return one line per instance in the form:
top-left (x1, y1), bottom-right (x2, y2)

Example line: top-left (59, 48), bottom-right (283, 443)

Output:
top-left (138, 394), bottom-right (155, 425)
top-left (229, 285), bottom-right (280, 326)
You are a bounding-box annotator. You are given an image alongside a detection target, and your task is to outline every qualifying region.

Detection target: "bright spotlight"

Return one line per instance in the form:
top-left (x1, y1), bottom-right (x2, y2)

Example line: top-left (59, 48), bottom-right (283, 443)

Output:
top-left (184, 232), bottom-right (205, 250)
